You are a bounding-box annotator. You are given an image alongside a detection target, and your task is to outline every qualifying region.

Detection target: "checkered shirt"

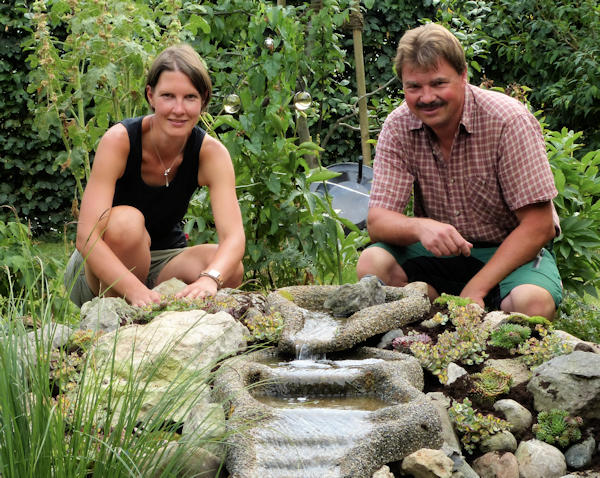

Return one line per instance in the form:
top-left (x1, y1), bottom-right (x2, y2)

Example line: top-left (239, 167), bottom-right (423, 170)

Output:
top-left (369, 84), bottom-right (557, 243)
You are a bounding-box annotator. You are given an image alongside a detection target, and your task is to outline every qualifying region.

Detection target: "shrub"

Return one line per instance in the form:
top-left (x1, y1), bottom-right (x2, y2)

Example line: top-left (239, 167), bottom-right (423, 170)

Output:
top-left (555, 291), bottom-right (600, 343)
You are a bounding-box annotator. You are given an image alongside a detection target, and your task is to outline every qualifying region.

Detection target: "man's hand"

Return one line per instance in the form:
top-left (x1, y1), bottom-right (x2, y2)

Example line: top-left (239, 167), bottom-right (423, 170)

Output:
top-left (459, 282), bottom-right (486, 309)
top-left (418, 218), bottom-right (473, 257)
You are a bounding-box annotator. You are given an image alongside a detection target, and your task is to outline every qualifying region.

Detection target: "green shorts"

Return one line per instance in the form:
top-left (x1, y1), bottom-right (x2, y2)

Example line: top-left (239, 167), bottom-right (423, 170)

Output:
top-left (64, 248), bottom-right (186, 307)
top-left (370, 241), bottom-right (563, 309)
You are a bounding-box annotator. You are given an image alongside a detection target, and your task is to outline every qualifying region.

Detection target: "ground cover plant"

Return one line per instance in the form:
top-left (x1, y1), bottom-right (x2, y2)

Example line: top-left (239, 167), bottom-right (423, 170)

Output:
top-left (382, 293), bottom-right (600, 471)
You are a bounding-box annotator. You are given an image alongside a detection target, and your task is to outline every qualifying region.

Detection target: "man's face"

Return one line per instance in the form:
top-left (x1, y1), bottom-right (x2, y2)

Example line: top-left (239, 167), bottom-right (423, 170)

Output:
top-left (401, 58), bottom-right (467, 135)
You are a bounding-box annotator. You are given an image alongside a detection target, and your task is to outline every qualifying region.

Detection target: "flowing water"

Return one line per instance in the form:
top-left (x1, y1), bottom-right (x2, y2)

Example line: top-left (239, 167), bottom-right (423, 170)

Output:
top-left (249, 356), bottom-right (392, 477)
top-left (292, 310), bottom-right (346, 359)
top-left (255, 394), bottom-right (390, 411)
top-left (251, 407), bottom-right (373, 477)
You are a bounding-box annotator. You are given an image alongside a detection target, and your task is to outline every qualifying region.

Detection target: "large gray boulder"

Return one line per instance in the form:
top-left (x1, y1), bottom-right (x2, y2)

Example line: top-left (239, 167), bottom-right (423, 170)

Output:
top-left (527, 351), bottom-right (600, 418)
top-left (91, 309), bottom-right (248, 424)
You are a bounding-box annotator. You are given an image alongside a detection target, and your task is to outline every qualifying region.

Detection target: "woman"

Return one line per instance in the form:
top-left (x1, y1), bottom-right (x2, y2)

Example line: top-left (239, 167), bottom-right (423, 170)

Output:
top-left (65, 44), bottom-right (245, 307)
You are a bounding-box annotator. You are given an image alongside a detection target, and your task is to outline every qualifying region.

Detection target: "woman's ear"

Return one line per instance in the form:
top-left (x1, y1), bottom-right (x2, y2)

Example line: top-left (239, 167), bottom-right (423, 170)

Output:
top-left (146, 85), bottom-right (155, 111)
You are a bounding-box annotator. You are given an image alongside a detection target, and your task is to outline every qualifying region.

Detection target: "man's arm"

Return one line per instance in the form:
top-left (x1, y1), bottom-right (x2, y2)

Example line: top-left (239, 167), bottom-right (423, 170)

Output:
top-left (368, 207), bottom-right (473, 257)
top-left (460, 200), bottom-right (556, 306)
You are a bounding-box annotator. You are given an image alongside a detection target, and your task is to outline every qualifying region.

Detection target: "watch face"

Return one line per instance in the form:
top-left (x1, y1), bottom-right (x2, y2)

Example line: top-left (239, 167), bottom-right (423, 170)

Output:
top-left (208, 269), bottom-right (221, 279)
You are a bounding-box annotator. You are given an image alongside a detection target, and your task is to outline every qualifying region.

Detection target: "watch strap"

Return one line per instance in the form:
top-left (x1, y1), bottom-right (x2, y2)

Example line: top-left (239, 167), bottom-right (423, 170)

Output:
top-left (197, 270), bottom-right (223, 289)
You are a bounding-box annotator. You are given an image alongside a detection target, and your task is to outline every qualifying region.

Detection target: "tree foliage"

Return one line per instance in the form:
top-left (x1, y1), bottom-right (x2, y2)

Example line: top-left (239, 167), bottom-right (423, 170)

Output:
top-left (0, 0), bottom-right (74, 233)
top-left (1, 0), bottom-right (600, 294)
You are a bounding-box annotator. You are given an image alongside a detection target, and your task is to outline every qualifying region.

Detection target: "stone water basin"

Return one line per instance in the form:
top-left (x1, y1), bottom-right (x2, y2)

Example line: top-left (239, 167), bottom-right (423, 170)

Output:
top-left (212, 348), bottom-right (442, 478)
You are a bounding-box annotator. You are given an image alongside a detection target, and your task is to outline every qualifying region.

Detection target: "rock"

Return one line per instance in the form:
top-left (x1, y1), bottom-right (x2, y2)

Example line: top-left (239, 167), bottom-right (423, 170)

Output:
top-left (92, 310), bottom-right (248, 424)
top-left (181, 402), bottom-right (227, 457)
top-left (152, 277), bottom-right (186, 296)
top-left (440, 445), bottom-right (480, 478)
top-left (80, 297), bottom-right (138, 332)
top-left (527, 351), bottom-right (600, 419)
top-left (27, 322), bottom-right (73, 349)
top-left (402, 448), bottom-right (455, 478)
top-left (472, 451), bottom-right (518, 478)
top-left (515, 439), bottom-right (567, 478)
top-left (323, 275), bottom-right (386, 317)
top-left (564, 436), bottom-right (596, 469)
top-left (372, 465), bottom-right (394, 478)
top-left (146, 441), bottom-right (222, 478)
top-left (481, 311), bottom-right (510, 331)
top-left (484, 358), bottom-right (532, 388)
top-left (493, 399), bottom-right (533, 436)
top-left (446, 362), bottom-right (468, 385)
top-left (427, 393), bottom-right (462, 452)
top-left (378, 329), bottom-right (404, 349)
top-left (479, 430), bottom-right (517, 453)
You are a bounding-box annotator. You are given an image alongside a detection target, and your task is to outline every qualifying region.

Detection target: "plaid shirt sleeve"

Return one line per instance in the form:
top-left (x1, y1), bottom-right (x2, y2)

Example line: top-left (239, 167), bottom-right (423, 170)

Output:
top-left (369, 110), bottom-right (414, 213)
top-left (497, 111), bottom-right (557, 211)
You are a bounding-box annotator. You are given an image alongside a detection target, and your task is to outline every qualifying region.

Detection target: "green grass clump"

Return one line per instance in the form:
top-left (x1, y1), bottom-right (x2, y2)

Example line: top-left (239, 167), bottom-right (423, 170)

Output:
top-left (0, 254), bottom-right (233, 477)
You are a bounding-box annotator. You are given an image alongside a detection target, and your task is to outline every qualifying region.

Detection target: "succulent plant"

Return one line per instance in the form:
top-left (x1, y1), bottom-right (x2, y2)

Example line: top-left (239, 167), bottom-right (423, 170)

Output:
top-left (488, 323), bottom-right (531, 349)
top-left (517, 324), bottom-right (573, 368)
top-left (410, 304), bottom-right (489, 384)
top-left (533, 409), bottom-right (583, 448)
top-left (448, 398), bottom-right (512, 454)
top-left (392, 333), bottom-right (432, 353)
top-left (469, 366), bottom-right (513, 407)
top-left (244, 311), bottom-right (284, 343)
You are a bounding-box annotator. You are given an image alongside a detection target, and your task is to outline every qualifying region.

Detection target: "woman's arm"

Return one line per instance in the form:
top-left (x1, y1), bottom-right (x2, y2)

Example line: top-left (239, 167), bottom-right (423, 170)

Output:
top-left (76, 123), bottom-right (160, 305)
top-left (197, 135), bottom-right (246, 279)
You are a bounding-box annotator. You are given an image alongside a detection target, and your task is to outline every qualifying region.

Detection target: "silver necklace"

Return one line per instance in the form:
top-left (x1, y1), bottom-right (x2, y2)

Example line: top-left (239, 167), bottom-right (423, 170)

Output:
top-left (150, 117), bottom-right (182, 187)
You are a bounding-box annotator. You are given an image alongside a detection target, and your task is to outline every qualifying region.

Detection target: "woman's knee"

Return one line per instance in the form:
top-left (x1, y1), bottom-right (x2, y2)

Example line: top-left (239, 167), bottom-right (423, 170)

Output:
top-left (103, 206), bottom-right (150, 249)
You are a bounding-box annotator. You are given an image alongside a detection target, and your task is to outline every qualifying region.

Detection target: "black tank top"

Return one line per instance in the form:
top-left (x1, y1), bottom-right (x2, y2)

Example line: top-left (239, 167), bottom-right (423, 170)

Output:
top-left (112, 116), bottom-right (205, 250)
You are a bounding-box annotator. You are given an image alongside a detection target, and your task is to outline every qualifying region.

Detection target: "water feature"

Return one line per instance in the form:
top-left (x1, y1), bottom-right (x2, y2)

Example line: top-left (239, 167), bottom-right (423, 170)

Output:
top-left (212, 284), bottom-right (442, 477)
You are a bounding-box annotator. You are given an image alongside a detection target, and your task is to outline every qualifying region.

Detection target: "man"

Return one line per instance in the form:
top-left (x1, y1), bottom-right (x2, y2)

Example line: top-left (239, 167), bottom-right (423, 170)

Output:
top-left (356, 23), bottom-right (562, 319)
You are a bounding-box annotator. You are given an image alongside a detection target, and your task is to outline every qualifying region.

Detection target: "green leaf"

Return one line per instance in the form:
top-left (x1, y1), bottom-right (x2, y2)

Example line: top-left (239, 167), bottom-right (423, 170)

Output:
top-left (306, 169), bottom-right (342, 184)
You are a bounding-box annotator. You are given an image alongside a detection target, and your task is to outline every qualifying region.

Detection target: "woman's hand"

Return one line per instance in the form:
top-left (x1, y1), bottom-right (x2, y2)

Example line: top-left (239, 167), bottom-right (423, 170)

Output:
top-left (128, 287), bottom-right (162, 307)
top-left (175, 276), bottom-right (218, 300)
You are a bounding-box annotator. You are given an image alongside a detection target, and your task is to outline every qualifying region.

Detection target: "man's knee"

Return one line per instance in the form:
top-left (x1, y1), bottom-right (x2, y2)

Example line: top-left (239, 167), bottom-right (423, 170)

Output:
top-left (501, 284), bottom-right (556, 320)
top-left (356, 247), bottom-right (408, 286)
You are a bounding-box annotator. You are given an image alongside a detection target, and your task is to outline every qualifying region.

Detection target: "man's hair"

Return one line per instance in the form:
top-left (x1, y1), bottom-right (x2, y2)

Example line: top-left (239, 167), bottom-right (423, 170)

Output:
top-left (145, 44), bottom-right (212, 112)
top-left (394, 23), bottom-right (467, 78)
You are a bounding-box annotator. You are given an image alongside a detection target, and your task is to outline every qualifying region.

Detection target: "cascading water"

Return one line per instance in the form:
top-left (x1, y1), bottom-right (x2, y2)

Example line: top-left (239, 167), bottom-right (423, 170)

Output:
top-left (250, 358), bottom-right (390, 478)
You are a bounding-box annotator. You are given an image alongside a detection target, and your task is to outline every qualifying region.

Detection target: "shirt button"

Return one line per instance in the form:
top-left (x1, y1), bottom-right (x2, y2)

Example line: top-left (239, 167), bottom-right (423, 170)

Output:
top-left (450, 178), bottom-right (456, 184)
top-left (455, 210), bottom-right (461, 216)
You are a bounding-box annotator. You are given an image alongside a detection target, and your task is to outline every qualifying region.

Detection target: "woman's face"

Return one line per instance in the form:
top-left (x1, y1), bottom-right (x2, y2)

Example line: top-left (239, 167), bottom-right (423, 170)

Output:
top-left (146, 70), bottom-right (203, 137)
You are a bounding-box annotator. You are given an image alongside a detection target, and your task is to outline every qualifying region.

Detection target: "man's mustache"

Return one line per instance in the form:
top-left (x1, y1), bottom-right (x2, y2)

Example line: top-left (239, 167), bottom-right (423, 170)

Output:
top-left (416, 100), bottom-right (446, 109)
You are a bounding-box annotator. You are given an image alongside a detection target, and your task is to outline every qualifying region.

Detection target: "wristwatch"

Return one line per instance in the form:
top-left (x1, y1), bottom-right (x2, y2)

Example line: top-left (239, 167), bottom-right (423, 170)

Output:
top-left (198, 269), bottom-right (223, 289)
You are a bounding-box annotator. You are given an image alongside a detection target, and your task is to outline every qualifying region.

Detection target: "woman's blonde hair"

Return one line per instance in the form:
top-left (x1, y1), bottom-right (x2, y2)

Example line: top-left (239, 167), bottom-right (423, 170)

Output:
top-left (394, 23), bottom-right (467, 78)
top-left (145, 44), bottom-right (212, 112)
